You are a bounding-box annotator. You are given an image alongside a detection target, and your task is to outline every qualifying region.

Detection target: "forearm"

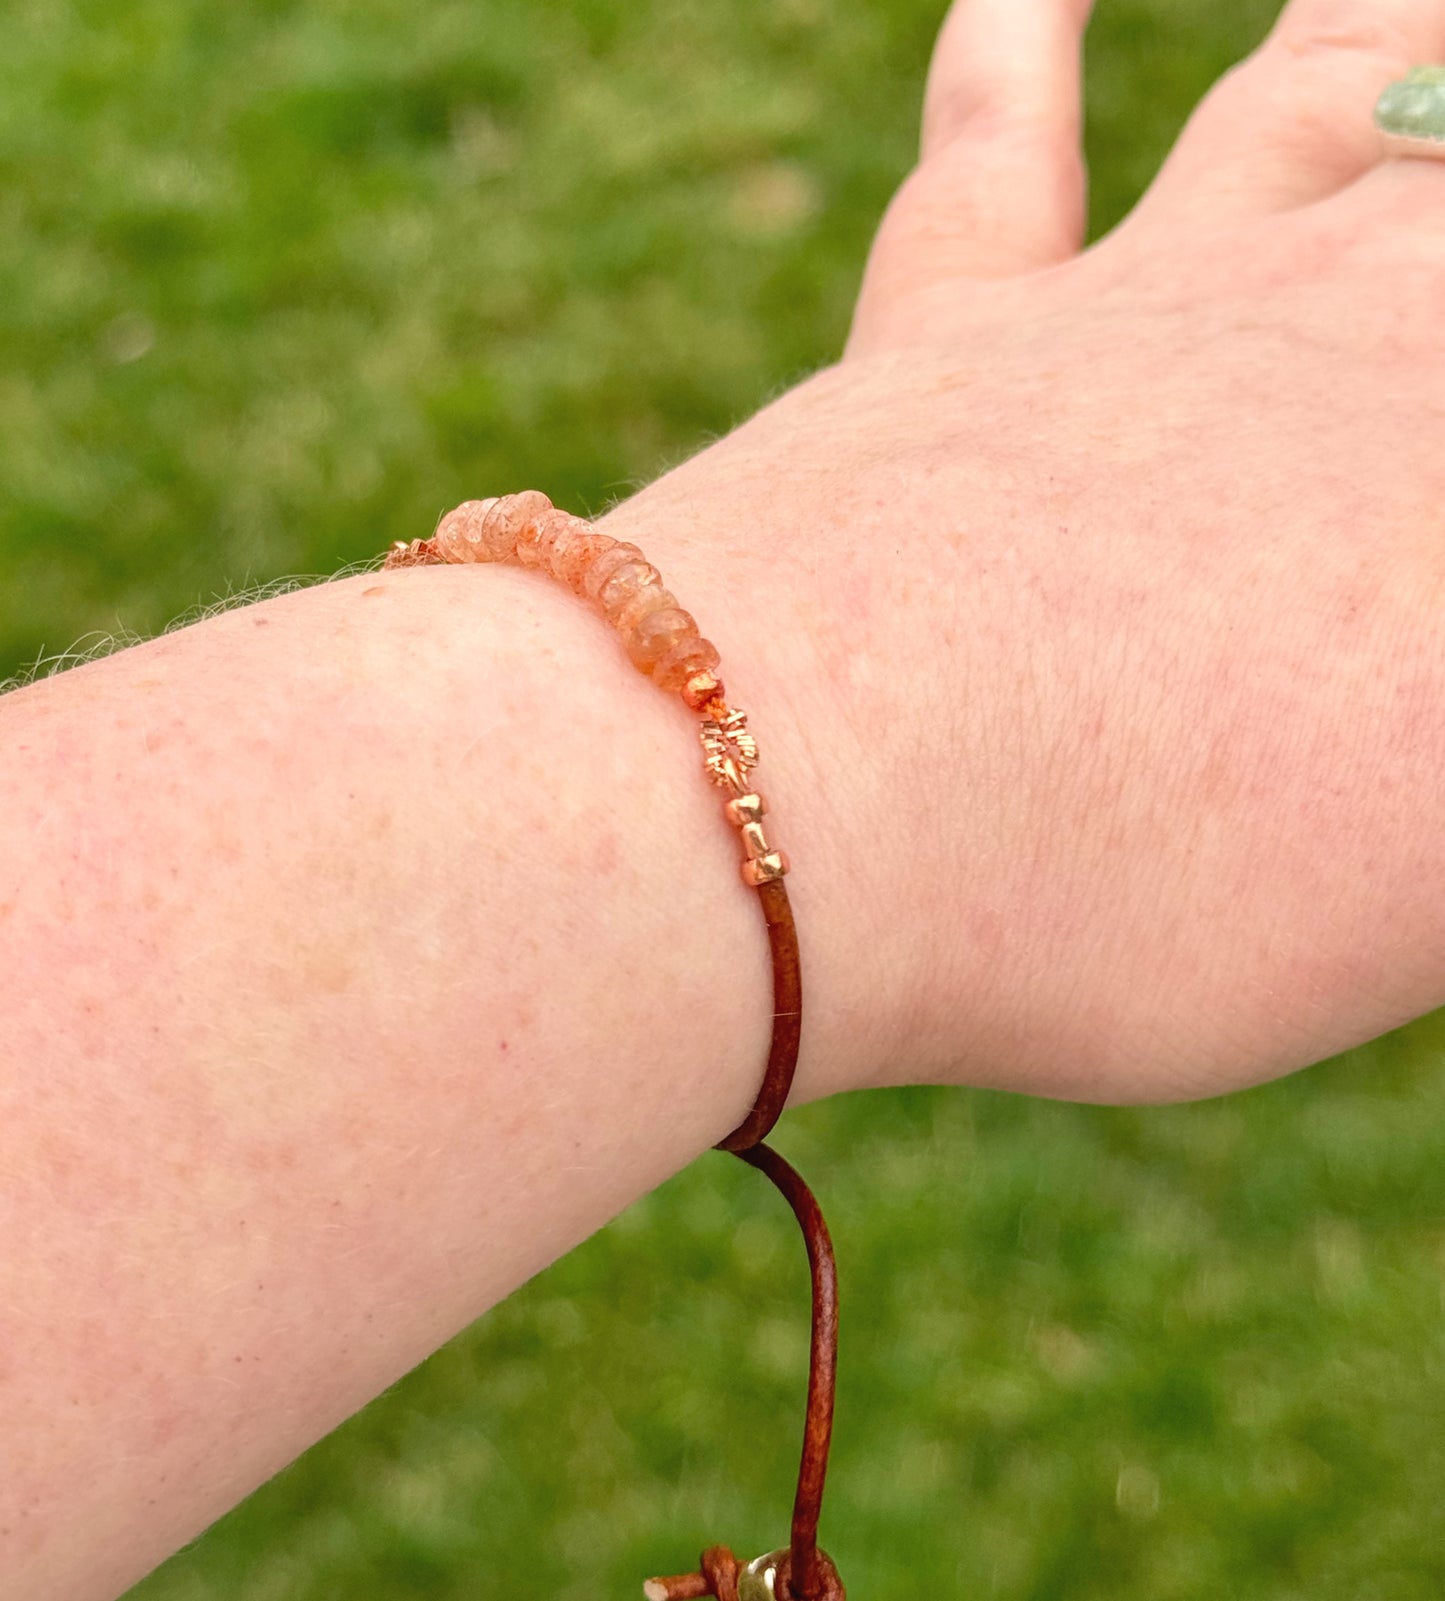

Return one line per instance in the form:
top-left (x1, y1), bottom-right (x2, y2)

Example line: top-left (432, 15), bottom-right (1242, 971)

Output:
top-left (0, 549), bottom-right (880, 1600)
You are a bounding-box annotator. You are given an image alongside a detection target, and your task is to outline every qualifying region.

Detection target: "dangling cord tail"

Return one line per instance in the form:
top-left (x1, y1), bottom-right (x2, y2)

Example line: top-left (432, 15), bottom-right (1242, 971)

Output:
top-left (386, 494), bottom-right (844, 1601)
top-left (643, 1142), bottom-right (844, 1601)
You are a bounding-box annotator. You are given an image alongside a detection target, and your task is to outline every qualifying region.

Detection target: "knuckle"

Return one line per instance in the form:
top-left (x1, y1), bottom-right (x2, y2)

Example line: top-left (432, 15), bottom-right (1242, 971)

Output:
top-left (1271, 6), bottom-right (1413, 71)
top-left (920, 80), bottom-right (987, 153)
top-left (924, 74), bottom-right (1077, 166)
top-left (1197, 24), bottom-right (1394, 161)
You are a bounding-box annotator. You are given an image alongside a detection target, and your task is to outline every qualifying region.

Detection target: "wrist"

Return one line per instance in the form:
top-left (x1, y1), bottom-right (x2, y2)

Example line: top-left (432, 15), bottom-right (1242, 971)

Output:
top-left (595, 417), bottom-right (948, 1106)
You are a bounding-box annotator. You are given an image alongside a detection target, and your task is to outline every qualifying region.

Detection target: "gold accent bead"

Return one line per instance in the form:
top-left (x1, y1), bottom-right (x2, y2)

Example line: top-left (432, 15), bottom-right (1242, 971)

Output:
top-left (724, 792), bottom-right (766, 826)
top-left (683, 671), bottom-right (723, 711)
top-left (740, 820), bottom-right (770, 858)
top-left (742, 851), bottom-right (789, 886)
top-left (700, 709), bottom-right (760, 789)
top-left (384, 537), bottom-right (438, 569)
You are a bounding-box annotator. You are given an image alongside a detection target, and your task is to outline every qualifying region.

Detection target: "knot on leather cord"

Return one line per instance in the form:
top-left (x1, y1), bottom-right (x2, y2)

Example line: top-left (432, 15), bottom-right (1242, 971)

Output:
top-left (644, 1545), bottom-right (846, 1601)
top-left (640, 1545), bottom-right (740, 1601)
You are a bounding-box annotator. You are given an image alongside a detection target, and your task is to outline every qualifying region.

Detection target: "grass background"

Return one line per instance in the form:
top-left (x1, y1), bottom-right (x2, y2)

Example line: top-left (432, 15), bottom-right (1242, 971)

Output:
top-left (3, 0), bottom-right (1442, 1596)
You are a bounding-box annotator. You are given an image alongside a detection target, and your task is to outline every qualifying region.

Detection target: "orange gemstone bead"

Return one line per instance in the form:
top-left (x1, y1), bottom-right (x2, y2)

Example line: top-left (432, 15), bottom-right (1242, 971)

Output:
top-left (434, 498), bottom-right (500, 563)
top-left (559, 533), bottom-right (617, 595)
top-left (514, 523), bottom-right (552, 567)
top-left (615, 583), bottom-right (677, 636)
top-left (654, 634), bottom-right (722, 693)
top-left (583, 542), bottom-right (648, 605)
top-left (625, 607), bottom-right (700, 672)
top-left (544, 516), bottom-right (592, 585)
top-left (494, 490), bottom-right (556, 564)
top-left (598, 559), bottom-right (664, 621)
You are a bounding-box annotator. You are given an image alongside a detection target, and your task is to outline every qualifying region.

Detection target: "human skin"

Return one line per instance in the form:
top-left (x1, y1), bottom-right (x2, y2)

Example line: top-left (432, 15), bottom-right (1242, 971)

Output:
top-left (5, 0), bottom-right (1445, 1595)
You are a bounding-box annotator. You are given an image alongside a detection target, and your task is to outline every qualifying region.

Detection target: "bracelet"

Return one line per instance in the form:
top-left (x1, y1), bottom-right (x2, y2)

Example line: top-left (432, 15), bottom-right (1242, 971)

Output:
top-left (385, 493), bottom-right (846, 1601)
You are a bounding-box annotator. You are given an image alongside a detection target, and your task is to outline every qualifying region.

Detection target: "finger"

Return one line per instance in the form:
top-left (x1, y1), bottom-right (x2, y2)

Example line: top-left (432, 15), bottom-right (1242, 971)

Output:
top-left (1136, 1), bottom-right (1444, 225)
top-left (849, 0), bottom-right (1094, 354)
top-left (920, 0), bottom-right (1093, 171)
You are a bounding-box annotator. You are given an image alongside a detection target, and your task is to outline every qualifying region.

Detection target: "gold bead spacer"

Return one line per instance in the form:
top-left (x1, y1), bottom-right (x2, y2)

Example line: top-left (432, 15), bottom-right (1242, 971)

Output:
top-left (700, 708), bottom-right (760, 790)
top-left (724, 792), bottom-right (766, 826)
top-left (740, 820), bottom-right (769, 858)
top-left (683, 671), bottom-right (724, 711)
top-left (384, 537), bottom-right (438, 569)
top-left (742, 850), bottom-right (789, 886)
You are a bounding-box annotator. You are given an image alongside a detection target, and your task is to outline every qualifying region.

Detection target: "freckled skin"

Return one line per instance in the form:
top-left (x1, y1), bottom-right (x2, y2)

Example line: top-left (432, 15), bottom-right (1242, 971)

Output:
top-left (10, 9), bottom-right (1445, 1598)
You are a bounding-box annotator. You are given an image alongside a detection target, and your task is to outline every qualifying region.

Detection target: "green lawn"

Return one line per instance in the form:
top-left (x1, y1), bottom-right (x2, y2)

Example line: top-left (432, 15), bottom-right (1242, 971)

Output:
top-left (6, 1), bottom-right (1443, 1596)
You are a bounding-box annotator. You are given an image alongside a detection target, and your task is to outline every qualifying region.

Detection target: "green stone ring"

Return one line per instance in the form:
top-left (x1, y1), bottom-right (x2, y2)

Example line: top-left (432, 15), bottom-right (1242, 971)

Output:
top-left (1375, 67), bottom-right (1445, 159)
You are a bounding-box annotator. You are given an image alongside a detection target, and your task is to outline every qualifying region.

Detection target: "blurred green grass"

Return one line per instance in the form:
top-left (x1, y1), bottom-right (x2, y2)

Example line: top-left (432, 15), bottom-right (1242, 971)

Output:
top-left (5, 0), bottom-right (1443, 1596)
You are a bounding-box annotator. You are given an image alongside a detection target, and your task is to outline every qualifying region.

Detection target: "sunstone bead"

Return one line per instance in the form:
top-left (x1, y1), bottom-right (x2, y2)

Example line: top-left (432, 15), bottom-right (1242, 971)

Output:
top-left (582, 542), bottom-right (648, 605)
top-left (624, 606), bottom-right (700, 672)
top-left (486, 489), bottom-right (555, 563)
top-left (653, 632), bottom-right (721, 693)
top-left (598, 559), bottom-right (664, 620)
top-left (544, 517), bottom-right (592, 584)
top-left (614, 582), bottom-right (677, 636)
top-left (557, 532), bottom-right (617, 594)
top-left (434, 498), bottom-right (501, 562)
top-left (513, 513), bottom-right (555, 567)
top-left (1376, 66), bottom-right (1445, 140)
top-left (514, 527), bottom-right (553, 567)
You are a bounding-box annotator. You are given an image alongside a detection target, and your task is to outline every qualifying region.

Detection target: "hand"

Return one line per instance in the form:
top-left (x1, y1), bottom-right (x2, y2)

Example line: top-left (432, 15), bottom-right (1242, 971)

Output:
top-left (601, 0), bottom-right (1445, 1105)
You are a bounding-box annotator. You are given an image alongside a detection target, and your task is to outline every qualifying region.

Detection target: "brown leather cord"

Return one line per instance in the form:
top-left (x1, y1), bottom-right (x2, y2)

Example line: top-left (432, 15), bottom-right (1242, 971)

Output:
top-left (647, 878), bottom-right (846, 1600)
top-left (736, 1142), bottom-right (840, 1600)
top-left (716, 879), bottom-right (803, 1154)
top-left (702, 1549), bottom-right (742, 1601)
